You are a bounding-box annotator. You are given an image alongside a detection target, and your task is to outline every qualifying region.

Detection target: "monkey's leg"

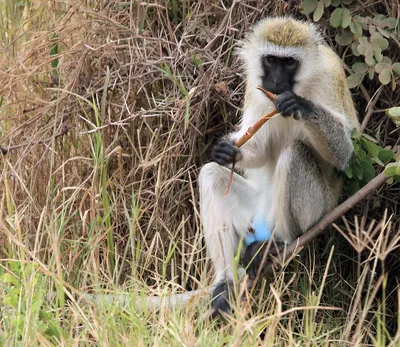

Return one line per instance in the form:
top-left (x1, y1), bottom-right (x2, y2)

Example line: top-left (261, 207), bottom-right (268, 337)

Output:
top-left (199, 162), bottom-right (259, 314)
top-left (244, 140), bottom-right (332, 277)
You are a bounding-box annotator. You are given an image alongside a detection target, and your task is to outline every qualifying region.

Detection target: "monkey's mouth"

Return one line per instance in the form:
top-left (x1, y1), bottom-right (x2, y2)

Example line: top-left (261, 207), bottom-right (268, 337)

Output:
top-left (263, 85), bottom-right (292, 95)
top-left (261, 79), bottom-right (292, 95)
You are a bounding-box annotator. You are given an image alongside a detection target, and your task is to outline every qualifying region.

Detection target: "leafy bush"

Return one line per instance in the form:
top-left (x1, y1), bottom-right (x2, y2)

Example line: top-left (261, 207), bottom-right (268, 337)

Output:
top-left (303, 0), bottom-right (399, 89)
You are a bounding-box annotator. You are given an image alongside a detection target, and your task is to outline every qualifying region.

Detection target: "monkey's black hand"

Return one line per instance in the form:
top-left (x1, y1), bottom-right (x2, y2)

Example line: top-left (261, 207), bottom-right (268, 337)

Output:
top-left (211, 280), bottom-right (235, 317)
top-left (211, 140), bottom-right (241, 166)
top-left (243, 241), bottom-right (285, 279)
top-left (275, 91), bottom-right (315, 120)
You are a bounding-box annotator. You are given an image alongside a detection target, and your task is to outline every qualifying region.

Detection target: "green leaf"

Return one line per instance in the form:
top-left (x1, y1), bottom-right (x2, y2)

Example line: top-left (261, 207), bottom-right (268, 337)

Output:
top-left (371, 37), bottom-right (389, 50)
top-left (371, 156), bottom-right (385, 167)
top-left (392, 63), bottom-right (400, 75)
top-left (358, 149), bottom-right (367, 158)
top-left (357, 41), bottom-right (371, 55)
top-left (384, 163), bottom-right (400, 177)
top-left (378, 149), bottom-right (394, 162)
top-left (368, 67), bottom-right (375, 80)
top-left (368, 142), bottom-right (380, 157)
top-left (362, 133), bottom-right (378, 143)
top-left (331, 0), bottom-right (341, 5)
top-left (361, 160), bottom-right (376, 180)
top-left (379, 68), bottom-right (391, 85)
top-left (361, 139), bottom-right (380, 157)
top-left (341, 9), bottom-right (352, 28)
top-left (373, 14), bottom-right (386, 22)
top-left (349, 21), bottom-right (363, 38)
top-left (351, 41), bottom-right (360, 56)
top-left (335, 31), bottom-right (354, 46)
top-left (387, 176), bottom-right (394, 184)
top-left (354, 16), bottom-right (369, 30)
top-left (375, 62), bottom-right (391, 74)
top-left (330, 8), bottom-right (343, 28)
top-left (322, 0), bottom-right (331, 6)
top-left (342, 0), bottom-right (353, 4)
top-left (386, 107), bottom-right (400, 126)
top-left (369, 25), bottom-right (377, 35)
top-left (303, 0), bottom-right (318, 14)
top-left (373, 47), bottom-right (383, 63)
top-left (347, 72), bottom-right (364, 88)
top-left (2, 273), bottom-right (17, 284)
top-left (365, 47), bottom-right (376, 66)
top-left (351, 129), bottom-right (361, 140)
top-left (352, 62), bottom-right (369, 73)
top-left (361, 156), bottom-right (373, 166)
top-left (353, 162), bottom-right (364, 179)
top-left (313, 1), bottom-right (324, 21)
top-left (345, 165), bottom-right (353, 178)
top-left (376, 27), bottom-right (391, 38)
top-left (381, 17), bottom-right (397, 29)
top-left (382, 56), bottom-right (392, 64)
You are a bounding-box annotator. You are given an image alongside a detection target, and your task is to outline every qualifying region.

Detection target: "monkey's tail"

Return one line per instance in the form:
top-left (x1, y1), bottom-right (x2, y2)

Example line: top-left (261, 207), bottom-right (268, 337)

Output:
top-left (81, 286), bottom-right (214, 310)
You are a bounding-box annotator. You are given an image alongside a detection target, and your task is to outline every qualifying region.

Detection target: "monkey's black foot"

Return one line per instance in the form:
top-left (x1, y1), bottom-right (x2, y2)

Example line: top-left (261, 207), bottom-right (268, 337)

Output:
top-left (211, 280), bottom-right (235, 317)
top-left (243, 240), bottom-right (285, 279)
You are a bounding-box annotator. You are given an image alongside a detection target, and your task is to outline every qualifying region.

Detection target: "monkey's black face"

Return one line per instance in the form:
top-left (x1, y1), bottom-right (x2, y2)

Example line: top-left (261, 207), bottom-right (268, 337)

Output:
top-left (261, 55), bottom-right (299, 95)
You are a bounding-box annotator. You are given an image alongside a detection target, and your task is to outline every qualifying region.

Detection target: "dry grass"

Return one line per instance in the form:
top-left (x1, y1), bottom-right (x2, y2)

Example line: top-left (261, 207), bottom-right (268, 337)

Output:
top-left (0, 0), bottom-right (400, 345)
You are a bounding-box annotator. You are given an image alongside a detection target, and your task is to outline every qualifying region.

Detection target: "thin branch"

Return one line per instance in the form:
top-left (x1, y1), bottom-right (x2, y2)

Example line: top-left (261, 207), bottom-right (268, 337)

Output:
top-left (250, 171), bottom-right (388, 281)
top-left (360, 86), bottom-right (383, 132)
top-left (224, 87), bottom-right (277, 197)
top-left (235, 87), bottom-right (277, 147)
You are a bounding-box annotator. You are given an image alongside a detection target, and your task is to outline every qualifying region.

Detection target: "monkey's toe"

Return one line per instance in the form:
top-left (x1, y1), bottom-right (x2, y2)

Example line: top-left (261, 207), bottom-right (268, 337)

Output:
top-left (243, 241), bottom-right (285, 279)
top-left (211, 280), bottom-right (235, 317)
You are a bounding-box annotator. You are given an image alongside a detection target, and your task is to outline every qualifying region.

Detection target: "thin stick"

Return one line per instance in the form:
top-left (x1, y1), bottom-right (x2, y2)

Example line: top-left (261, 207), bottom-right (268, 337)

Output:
top-left (235, 109), bottom-right (279, 147)
top-left (224, 87), bottom-right (277, 197)
top-left (235, 87), bottom-right (277, 147)
top-left (360, 86), bottom-right (383, 132)
top-left (246, 171), bottom-right (388, 287)
top-left (223, 160), bottom-right (236, 198)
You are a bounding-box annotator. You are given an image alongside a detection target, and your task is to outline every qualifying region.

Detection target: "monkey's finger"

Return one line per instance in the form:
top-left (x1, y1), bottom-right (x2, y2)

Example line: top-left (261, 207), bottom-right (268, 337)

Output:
top-left (213, 146), bottom-right (238, 158)
top-left (276, 100), bottom-right (299, 116)
top-left (275, 91), bottom-right (295, 104)
top-left (283, 104), bottom-right (302, 118)
top-left (219, 141), bottom-right (240, 151)
top-left (212, 154), bottom-right (234, 165)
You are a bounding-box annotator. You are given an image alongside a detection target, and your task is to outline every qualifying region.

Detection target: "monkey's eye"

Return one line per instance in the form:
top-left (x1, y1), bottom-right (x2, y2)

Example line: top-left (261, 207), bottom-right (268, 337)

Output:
top-left (266, 56), bottom-right (277, 64)
top-left (284, 57), bottom-right (296, 66)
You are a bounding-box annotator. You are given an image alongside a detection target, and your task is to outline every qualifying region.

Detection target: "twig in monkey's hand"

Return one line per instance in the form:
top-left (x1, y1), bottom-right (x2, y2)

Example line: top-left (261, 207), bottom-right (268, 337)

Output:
top-left (223, 87), bottom-right (278, 197)
top-left (235, 86), bottom-right (278, 147)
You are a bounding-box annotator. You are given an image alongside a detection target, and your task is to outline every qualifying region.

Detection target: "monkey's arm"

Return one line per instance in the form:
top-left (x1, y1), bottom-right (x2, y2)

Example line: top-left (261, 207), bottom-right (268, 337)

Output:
top-left (303, 106), bottom-right (353, 170)
top-left (275, 92), bottom-right (353, 170)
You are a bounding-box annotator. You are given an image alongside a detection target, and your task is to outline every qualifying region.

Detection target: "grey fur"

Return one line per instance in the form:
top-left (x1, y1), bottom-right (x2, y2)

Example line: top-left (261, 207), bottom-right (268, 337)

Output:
top-left (305, 103), bottom-right (354, 171)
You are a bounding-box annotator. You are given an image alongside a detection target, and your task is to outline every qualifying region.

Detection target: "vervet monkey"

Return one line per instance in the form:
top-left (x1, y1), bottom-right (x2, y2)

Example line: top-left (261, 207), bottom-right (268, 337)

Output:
top-left (199, 17), bottom-right (360, 315)
top-left (83, 17), bottom-right (360, 315)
